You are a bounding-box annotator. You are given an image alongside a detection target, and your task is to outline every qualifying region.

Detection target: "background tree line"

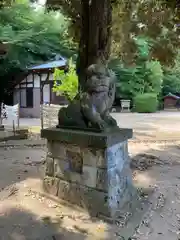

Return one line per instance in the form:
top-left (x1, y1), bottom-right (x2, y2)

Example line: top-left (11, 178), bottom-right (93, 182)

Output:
top-left (0, 0), bottom-right (180, 111)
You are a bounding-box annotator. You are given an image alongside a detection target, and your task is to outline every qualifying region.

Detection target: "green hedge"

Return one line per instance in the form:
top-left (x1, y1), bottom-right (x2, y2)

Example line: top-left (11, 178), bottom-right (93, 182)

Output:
top-left (134, 93), bottom-right (158, 113)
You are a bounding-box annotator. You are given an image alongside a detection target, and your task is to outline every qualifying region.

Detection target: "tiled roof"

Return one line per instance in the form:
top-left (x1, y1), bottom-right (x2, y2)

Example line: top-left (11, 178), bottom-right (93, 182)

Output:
top-left (28, 59), bottom-right (67, 70)
top-left (164, 92), bottom-right (180, 99)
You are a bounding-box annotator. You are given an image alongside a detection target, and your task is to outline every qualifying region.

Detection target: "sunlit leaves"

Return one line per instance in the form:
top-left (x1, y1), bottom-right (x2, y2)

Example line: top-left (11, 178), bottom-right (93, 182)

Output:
top-left (53, 58), bottom-right (78, 101)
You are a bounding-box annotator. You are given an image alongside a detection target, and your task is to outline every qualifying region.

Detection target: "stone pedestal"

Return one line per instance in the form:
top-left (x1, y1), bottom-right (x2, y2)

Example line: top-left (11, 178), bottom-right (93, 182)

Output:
top-left (0, 125), bottom-right (4, 131)
top-left (41, 127), bottom-right (135, 218)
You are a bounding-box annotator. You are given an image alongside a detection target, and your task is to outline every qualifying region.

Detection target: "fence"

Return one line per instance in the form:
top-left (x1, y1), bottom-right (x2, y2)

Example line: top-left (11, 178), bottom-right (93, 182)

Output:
top-left (41, 104), bottom-right (68, 129)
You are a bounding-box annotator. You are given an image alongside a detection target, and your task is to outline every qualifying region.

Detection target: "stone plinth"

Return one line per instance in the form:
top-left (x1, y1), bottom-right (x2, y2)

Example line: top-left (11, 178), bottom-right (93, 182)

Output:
top-left (0, 125), bottom-right (4, 131)
top-left (41, 127), bottom-right (135, 218)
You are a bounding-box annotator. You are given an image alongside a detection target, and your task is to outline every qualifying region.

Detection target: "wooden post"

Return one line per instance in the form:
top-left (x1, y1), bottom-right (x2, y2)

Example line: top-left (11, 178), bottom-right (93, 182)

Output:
top-left (41, 104), bottom-right (44, 129)
top-left (0, 102), bottom-right (2, 126)
top-left (40, 73), bottom-right (49, 129)
top-left (13, 120), bottom-right (15, 136)
top-left (17, 103), bottom-right (20, 129)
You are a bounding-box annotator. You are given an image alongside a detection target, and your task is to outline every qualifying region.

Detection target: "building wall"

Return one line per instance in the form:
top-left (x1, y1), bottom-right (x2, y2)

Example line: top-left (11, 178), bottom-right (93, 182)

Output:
top-left (14, 87), bottom-right (41, 118)
top-left (13, 73), bottom-right (41, 118)
top-left (19, 88), bottom-right (40, 118)
top-left (13, 72), bottom-right (67, 118)
top-left (164, 97), bottom-right (177, 109)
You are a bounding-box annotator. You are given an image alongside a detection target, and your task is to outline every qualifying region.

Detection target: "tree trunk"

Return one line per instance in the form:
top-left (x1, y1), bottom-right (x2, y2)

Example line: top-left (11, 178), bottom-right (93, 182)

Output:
top-left (76, 0), bottom-right (112, 90)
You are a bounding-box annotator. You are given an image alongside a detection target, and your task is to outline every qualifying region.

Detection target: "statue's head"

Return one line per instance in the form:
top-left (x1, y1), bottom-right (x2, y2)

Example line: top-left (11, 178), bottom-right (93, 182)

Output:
top-left (86, 64), bottom-right (116, 92)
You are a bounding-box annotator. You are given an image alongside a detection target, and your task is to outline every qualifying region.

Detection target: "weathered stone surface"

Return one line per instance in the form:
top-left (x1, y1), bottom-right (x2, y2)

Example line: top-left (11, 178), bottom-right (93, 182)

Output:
top-left (66, 145), bottom-right (81, 153)
top-left (82, 148), bottom-right (106, 167)
top-left (47, 141), bottom-right (66, 159)
top-left (42, 127), bottom-right (134, 218)
top-left (96, 168), bottom-right (107, 191)
top-left (57, 179), bottom-right (72, 201)
top-left (54, 158), bottom-right (81, 183)
top-left (67, 150), bottom-right (83, 173)
top-left (96, 150), bottom-right (107, 168)
top-left (41, 104), bottom-right (67, 129)
top-left (54, 159), bottom-right (69, 179)
top-left (58, 180), bottom-right (110, 217)
top-left (54, 158), bottom-right (97, 188)
top-left (82, 165), bottom-right (97, 188)
top-left (41, 127), bottom-right (132, 148)
top-left (96, 159), bottom-right (132, 192)
top-left (45, 156), bottom-right (54, 176)
top-left (43, 176), bottom-right (59, 196)
top-left (82, 148), bottom-right (98, 167)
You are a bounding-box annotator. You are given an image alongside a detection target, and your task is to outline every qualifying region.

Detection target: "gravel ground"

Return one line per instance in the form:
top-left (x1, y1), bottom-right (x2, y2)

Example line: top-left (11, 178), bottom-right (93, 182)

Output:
top-left (0, 139), bottom-right (179, 239)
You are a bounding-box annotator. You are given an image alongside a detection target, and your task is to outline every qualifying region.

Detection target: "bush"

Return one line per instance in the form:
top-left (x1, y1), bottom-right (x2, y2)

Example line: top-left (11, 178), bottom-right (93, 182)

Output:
top-left (134, 93), bottom-right (158, 113)
top-left (53, 58), bottom-right (78, 102)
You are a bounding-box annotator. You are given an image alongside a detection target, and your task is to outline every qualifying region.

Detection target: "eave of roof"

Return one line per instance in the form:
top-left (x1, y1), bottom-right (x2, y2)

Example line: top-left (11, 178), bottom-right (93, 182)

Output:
top-left (28, 58), bottom-right (67, 71)
top-left (164, 92), bottom-right (180, 99)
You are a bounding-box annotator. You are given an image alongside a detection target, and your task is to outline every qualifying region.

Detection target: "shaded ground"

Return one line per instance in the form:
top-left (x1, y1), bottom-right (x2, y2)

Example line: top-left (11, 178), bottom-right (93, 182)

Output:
top-left (1, 112), bottom-right (180, 239)
top-left (0, 140), bottom-right (179, 239)
top-left (129, 142), bottom-right (180, 240)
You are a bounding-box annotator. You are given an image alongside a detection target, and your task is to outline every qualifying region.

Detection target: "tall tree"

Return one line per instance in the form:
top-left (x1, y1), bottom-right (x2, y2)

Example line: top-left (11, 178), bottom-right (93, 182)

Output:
top-left (46, 0), bottom-right (180, 66)
top-left (46, 0), bottom-right (113, 88)
top-left (47, 0), bottom-right (113, 88)
top-left (76, 0), bottom-right (112, 88)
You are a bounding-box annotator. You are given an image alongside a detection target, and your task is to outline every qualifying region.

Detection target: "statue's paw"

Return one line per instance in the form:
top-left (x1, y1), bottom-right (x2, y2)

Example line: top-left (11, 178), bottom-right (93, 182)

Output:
top-left (109, 118), bottom-right (117, 126)
top-left (97, 121), bottom-right (109, 131)
top-left (105, 116), bottom-right (117, 126)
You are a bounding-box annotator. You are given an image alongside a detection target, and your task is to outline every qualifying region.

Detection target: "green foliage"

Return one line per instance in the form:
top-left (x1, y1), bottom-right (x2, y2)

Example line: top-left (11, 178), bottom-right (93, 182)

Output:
top-left (53, 58), bottom-right (78, 101)
top-left (110, 37), bottom-right (163, 100)
top-left (0, 1), bottom-right (77, 101)
top-left (162, 71), bottom-right (180, 96)
top-left (0, 2), bottom-right (75, 76)
top-left (162, 51), bottom-right (180, 96)
top-left (134, 93), bottom-right (158, 113)
top-left (134, 36), bottom-right (152, 60)
top-left (145, 60), bottom-right (163, 93)
top-left (111, 0), bottom-right (180, 65)
top-left (46, 0), bottom-right (180, 65)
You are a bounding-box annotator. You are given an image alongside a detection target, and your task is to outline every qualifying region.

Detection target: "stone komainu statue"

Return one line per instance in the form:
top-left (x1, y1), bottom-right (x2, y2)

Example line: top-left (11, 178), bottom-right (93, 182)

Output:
top-left (57, 64), bottom-right (118, 132)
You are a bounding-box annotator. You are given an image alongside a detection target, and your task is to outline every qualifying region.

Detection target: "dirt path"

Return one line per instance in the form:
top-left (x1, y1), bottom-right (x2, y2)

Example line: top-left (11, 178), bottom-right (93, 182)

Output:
top-left (0, 140), bottom-right (180, 239)
top-left (130, 142), bottom-right (180, 240)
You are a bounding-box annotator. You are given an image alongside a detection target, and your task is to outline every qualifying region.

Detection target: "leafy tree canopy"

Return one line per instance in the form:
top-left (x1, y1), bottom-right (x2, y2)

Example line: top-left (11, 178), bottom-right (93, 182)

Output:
top-left (46, 0), bottom-right (180, 65)
top-left (110, 37), bottom-right (163, 99)
top-left (0, 1), bottom-right (75, 98)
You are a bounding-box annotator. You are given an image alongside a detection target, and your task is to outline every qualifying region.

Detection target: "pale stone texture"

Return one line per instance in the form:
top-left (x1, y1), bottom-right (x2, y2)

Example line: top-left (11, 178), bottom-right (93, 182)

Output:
top-left (42, 104), bottom-right (67, 129)
top-left (42, 128), bottom-right (134, 218)
top-left (45, 155), bottom-right (54, 176)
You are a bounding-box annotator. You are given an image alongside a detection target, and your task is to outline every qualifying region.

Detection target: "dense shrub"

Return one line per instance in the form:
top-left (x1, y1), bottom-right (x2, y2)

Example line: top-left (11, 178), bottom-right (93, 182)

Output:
top-left (134, 93), bottom-right (158, 113)
top-left (109, 37), bottom-right (163, 103)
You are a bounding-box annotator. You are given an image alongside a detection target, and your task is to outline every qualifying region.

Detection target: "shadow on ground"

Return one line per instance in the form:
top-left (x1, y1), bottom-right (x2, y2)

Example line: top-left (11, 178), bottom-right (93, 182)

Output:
top-left (0, 207), bottom-right (87, 240)
top-left (130, 142), bottom-right (180, 167)
top-left (0, 146), bottom-right (45, 193)
top-left (1, 141), bottom-right (180, 239)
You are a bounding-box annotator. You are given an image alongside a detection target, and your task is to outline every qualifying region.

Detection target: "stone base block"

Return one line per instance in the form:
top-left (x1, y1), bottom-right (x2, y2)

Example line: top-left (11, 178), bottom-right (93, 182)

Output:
top-left (43, 176), bottom-right (136, 218)
top-left (15, 128), bottom-right (29, 139)
top-left (42, 127), bottom-right (135, 218)
top-left (0, 125), bottom-right (4, 131)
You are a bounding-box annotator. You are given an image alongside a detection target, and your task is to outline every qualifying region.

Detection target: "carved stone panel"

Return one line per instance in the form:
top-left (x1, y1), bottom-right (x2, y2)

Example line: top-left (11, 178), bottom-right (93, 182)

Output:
top-left (66, 150), bottom-right (83, 174)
